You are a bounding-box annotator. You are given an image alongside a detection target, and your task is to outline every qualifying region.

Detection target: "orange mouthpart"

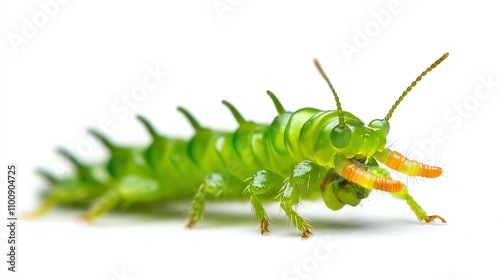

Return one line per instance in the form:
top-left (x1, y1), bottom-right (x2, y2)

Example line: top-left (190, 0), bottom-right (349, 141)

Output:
top-left (374, 148), bottom-right (442, 178)
top-left (334, 156), bottom-right (403, 193)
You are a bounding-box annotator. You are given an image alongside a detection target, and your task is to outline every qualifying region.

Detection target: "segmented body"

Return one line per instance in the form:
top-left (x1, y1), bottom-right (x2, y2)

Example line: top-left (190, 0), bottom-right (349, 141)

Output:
top-left (31, 53), bottom-right (450, 238)
top-left (44, 109), bottom-right (359, 202)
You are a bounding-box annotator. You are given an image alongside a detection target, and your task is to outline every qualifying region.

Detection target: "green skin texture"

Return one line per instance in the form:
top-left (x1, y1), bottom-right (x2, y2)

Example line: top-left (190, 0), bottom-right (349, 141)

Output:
top-left (36, 103), bottom-right (436, 237)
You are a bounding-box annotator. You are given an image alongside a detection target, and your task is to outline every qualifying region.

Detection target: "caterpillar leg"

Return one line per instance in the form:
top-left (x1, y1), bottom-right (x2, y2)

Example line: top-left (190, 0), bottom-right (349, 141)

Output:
top-left (186, 172), bottom-right (228, 228)
top-left (245, 170), bottom-right (284, 235)
top-left (368, 166), bottom-right (446, 223)
top-left (79, 189), bottom-right (121, 221)
top-left (392, 187), bottom-right (446, 223)
top-left (79, 176), bottom-right (162, 221)
top-left (279, 161), bottom-right (326, 239)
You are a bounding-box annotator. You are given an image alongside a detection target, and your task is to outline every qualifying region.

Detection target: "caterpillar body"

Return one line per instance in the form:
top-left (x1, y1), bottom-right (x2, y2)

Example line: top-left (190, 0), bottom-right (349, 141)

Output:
top-left (30, 53), bottom-right (449, 239)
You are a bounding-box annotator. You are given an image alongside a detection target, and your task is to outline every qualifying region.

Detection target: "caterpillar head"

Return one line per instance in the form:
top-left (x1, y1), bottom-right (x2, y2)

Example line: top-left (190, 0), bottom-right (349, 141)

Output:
top-left (329, 117), bottom-right (390, 158)
top-left (315, 53), bottom-right (449, 158)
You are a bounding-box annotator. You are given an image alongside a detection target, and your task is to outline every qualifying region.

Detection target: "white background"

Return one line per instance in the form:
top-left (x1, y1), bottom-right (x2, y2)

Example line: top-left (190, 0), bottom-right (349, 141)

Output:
top-left (1, 1), bottom-right (500, 280)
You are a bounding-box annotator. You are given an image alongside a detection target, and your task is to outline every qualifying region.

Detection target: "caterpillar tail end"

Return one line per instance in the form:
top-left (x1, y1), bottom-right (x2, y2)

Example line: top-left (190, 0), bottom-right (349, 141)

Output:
top-left (21, 197), bottom-right (58, 219)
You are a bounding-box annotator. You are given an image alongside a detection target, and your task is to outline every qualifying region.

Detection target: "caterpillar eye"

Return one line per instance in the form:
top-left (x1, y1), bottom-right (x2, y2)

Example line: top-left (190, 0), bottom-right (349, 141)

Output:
top-left (368, 119), bottom-right (390, 136)
top-left (330, 125), bottom-right (351, 148)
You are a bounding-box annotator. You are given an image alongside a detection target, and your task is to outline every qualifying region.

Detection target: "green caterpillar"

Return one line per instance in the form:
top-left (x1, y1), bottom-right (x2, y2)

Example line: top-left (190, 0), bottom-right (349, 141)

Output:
top-left (29, 53), bottom-right (449, 239)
